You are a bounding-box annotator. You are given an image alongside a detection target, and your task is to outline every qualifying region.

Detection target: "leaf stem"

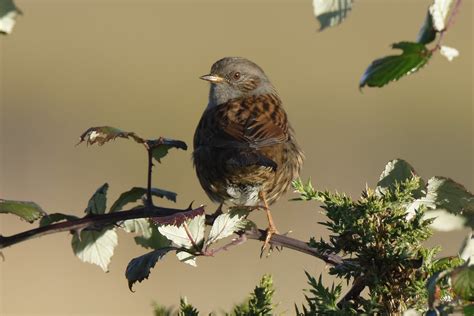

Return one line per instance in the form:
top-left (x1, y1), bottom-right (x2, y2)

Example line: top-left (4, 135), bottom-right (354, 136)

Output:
top-left (146, 144), bottom-right (154, 207)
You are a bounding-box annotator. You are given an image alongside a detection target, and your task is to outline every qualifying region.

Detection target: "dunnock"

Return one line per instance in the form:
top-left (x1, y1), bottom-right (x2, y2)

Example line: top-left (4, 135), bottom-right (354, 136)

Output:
top-left (193, 57), bottom-right (304, 252)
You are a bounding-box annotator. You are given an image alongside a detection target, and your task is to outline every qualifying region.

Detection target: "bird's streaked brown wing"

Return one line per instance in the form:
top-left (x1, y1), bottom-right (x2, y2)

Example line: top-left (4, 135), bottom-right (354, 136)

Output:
top-left (194, 94), bottom-right (289, 150)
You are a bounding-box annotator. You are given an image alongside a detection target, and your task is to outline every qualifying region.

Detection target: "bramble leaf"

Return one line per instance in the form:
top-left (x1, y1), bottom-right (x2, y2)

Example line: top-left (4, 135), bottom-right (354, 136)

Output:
top-left (0, 199), bottom-right (45, 223)
top-left (110, 187), bottom-right (177, 212)
top-left (125, 248), bottom-right (173, 291)
top-left (359, 42), bottom-right (432, 88)
top-left (429, 0), bottom-right (454, 32)
top-left (85, 183), bottom-right (108, 215)
top-left (205, 211), bottom-right (249, 247)
top-left (376, 159), bottom-right (422, 196)
top-left (71, 228), bottom-right (118, 272)
top-left (77, 126), bottom-right (145, 146)
top-left (312, 0), bottom-right (352, 31)
top-left (176, 251), bottom-right (197, 267)
top-left (157, 213), bottom-right (205, 250)
top-left (40, 213), bottom-right (79, 227)
top-left (0, 0), bottom-right (21, 35)
top-left (148, 138), bottom-right (187, 163)
top-left (417, 11), bottom-right (437, 44)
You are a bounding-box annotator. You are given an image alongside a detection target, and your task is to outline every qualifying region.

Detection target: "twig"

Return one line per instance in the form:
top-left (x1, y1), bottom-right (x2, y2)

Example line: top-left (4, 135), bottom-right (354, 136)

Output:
top-left (146, 144), bottom-right (154, 207)
top-left (337, 276), bottom-right (367, 308)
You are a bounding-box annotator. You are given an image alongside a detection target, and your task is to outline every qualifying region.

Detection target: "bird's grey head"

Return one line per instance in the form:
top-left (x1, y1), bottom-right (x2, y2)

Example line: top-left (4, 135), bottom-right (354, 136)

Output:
top-left (200, 57), bottom-right (276, 108)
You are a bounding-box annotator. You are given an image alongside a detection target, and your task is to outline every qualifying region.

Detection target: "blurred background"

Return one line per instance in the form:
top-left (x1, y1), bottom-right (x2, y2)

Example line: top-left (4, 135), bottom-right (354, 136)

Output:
top-left (0, 0), bottom-right (472, 315)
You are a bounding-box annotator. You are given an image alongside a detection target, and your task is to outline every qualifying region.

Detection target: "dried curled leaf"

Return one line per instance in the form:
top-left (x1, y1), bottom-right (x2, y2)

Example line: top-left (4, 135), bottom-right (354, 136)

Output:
top-left (77, 126), bottom-right (145, 146)
top-left (0, 199), bottom-right (46, 223)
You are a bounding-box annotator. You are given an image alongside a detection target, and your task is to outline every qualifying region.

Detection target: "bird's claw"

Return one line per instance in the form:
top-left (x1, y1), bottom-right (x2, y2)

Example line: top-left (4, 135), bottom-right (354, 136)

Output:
top-left (260, 226), bottom-right (278, 258)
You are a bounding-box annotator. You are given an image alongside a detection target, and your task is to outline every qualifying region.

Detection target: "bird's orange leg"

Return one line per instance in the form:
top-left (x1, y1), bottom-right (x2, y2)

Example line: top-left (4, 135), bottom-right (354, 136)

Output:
top-left (259, 192), bottom-right (278, 257)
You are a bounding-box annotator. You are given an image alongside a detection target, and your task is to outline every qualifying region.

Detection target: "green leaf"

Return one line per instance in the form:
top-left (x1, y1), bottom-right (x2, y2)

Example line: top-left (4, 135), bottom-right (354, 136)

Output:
top-left (77, 126), bottom-right (145, 146)
top-left (39, 213), bottom-right (79, 227)
top-left (359, 42), bottom-right (432, 88)
top-left (417, 11), bottom-right (437, 44)
top-left (157, 213), bottom-right (205, 250)
top-left (71, 228), bottom-right (118, 272)
top-left (179, 297), bottom-right (199, 316)
top-left (451, 265), bottom-right (474, 301)
top-left (0, 199), bottom-right (45, 223)
top-left (85, 183), bottom-right (108, 215)
top-left (110, 187), bottom-right (177, 212)
top-left (125, 248), bottom-right (172, 291)
top-left (134, 224), bottom-right (171, 250)
top-left (148, 138), bottom-right (187, 163)
top-left (232, 275), bottom-right (275, 316)
top-left (312, 0), bottom-right (353, 31)
top-left (205, 211), bottom-right (249, 247)
top-left (376, 159), bottom-right (422, 196)
top-left (0, 0), bottom-right (21, 35)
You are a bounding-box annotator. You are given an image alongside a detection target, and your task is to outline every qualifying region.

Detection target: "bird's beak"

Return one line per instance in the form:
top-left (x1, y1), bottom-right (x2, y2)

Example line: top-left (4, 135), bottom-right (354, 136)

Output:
top-left (200, 74), bottom-right (225, 83)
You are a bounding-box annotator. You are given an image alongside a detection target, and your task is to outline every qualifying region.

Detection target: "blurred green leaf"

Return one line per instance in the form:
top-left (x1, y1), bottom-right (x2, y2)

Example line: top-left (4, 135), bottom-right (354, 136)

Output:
top-left (312, 0), bottom-right (353, 31)
top-left (232, 274), bottom-right (275, 316)
top-left (0, 0), bottom-right (21, 35)
top-left (359, 42), bottom-right (432, 88)
top-left (179, 297), bottom-right (199, 316)
top-left (417, 11), bottom-right (437, 44)
top-left (40, 213), bottom-right (79, 227)
top-left (0, 199), bottom-right (45, 223)
top-left (110, 187), bottom-right (176, 212)
top-left (85, 183), bottom-right (108, 215)
top-left (77, 126), bottom-right (144, 146)
top-left (125, 248), bottom-right (172, 291)
top-left (451, 265), bottom-right (474, 301)
top-left (71, 228), bottom-right (118, 272)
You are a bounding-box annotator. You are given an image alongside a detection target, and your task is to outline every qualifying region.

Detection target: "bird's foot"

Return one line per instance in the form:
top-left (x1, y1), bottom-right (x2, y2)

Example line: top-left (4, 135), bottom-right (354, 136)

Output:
top-left (260, 225), bottom-right (278, 258)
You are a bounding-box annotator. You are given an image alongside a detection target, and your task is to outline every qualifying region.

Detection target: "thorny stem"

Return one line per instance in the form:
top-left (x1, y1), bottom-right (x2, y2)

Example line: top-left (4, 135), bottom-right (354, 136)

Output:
top-left (146, 145), bottom-right (154, 207)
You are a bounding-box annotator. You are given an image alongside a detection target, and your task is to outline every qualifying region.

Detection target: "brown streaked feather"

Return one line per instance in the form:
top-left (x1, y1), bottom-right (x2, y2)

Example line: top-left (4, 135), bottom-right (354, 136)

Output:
top-left (194, 94), bottom-right (288, 150)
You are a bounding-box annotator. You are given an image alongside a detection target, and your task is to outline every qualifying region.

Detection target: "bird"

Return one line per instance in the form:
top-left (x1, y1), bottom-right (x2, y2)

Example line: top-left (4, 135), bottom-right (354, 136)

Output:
top-left (193, 57), bottom-right (304, 254)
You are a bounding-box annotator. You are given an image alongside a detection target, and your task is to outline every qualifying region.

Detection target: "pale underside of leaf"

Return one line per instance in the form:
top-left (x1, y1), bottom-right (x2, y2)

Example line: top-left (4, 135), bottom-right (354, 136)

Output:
top-left (312, 0), bottom-right (352, 31)
top-left (423, 209), bottom-right (466, 231)
top-left (71, 228), bottom-right (118, 272)
top-left (440, 45), bottom-right (459, 61)
top-left (0, 0), bottom-right (21, 35)
top-left (459, 233), bottom-right (474, 265)
top-left (206, 212), bottom-right (248, 247)
top-left (429, 0), bottom-right (454, 31)
top-left (158, 214), bottom-right (205, 249)
top-left (176, 251), bottom-right (197, 267)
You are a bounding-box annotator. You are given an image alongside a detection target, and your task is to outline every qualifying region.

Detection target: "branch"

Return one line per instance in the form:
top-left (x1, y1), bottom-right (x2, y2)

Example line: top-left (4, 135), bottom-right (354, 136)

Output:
top-left (0, 205), bottom-right (202, 249)
top-left (0, 204), bottom-right (345, 268)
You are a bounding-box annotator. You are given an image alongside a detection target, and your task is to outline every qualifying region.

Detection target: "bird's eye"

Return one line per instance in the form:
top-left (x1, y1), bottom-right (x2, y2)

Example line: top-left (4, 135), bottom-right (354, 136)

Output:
top-left (233, 72), bottom-right (241, 80)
